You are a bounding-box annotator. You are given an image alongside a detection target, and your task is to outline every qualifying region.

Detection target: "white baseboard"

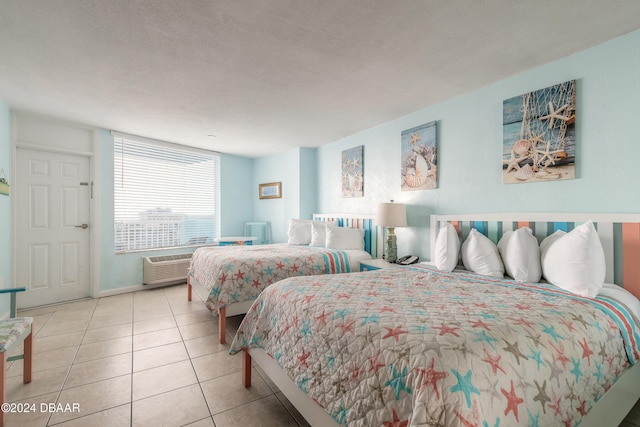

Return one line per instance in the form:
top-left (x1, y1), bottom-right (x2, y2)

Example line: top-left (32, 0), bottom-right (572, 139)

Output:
top-left (12, 283), bottom-right (181, 314)
top-left (97, 285), bottom-right (146, 298)
top-left (97, 281), bottom-right (186, 298)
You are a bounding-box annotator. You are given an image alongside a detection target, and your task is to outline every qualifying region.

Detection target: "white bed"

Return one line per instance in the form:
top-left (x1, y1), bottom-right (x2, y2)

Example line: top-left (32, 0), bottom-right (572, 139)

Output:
top-left (187, 213), bottom-right (381, 343)
top-left (232, 212), bottom-right (640, 427)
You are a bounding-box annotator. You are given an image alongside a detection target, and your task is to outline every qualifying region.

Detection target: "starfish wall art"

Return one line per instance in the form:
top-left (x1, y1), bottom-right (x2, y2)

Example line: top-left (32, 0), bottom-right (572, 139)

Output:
top-left (341, 145), bottom-right (364, 197)
top-left (502, 80), bottom-right (576, 184)
top-left (401, 121), bottom-right (437, 191)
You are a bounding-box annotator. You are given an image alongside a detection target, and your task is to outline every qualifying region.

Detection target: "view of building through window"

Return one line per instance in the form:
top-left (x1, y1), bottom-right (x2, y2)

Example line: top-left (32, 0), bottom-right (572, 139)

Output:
top-left (113, 133), bottom-right (220, 253)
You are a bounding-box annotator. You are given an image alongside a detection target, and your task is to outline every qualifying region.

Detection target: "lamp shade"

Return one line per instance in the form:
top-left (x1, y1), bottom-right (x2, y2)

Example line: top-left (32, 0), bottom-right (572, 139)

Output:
top-left (376, 202), bottom-right (407, 227)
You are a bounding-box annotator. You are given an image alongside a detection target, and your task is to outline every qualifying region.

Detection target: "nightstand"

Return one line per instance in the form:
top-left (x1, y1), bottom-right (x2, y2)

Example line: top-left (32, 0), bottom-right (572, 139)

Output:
top-left (360, 259), bottom-right (402, 271)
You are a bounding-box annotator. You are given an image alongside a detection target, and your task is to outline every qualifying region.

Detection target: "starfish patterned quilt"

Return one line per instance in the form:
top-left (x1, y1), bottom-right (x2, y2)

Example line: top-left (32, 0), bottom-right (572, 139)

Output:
top-left (189, 243), bottom-right (352, 312)
top-left (230, 264), bottom-right (640, 427)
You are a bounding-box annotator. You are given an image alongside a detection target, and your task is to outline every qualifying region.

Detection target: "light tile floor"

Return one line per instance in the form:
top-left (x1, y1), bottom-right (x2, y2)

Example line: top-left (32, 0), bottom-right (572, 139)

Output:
top-left (622, 399), bottom-right (640, 427)
top-left (5, 284), bottom-right (309, 427)
top-left (5, 283), bottom-right (640, 426)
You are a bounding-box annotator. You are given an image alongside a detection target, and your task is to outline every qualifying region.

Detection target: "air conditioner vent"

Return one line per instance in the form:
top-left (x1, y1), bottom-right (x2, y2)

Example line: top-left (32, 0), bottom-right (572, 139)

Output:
top-left (146, 253), bottom-right (193, 263)
top-left (143, 253), bottom-right (192, 286)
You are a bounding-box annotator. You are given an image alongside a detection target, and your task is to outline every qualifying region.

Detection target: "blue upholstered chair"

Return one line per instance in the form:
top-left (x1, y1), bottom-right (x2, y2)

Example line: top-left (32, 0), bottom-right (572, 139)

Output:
top-left (0, 287), bottom-right (33, 427)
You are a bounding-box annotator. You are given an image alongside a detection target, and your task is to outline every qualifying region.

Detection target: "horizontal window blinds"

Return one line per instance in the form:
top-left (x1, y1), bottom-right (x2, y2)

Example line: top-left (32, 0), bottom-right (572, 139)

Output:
top-left (113, 133), bottom-right (220, 253)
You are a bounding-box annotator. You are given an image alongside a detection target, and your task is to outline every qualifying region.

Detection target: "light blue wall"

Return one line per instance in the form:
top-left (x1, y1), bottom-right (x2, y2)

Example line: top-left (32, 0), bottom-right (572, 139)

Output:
top-left (253, 147), bottom-right (317, 243)
top-left (220, 154), bottom-right (254, 236)
top-left (252, 150), bottom-right (294, 243)
top-left (299, 147), bottom-right (317, 221)
top-left (98, 130), bottom-right (254, 291)
top-left (316, 29), bottom-right (640, 260)
top-left (0, 101), bottom-right (11, 313)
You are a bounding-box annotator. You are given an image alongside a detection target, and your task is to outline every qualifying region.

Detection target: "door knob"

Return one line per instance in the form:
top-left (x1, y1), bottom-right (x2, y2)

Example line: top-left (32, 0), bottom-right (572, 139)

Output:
top-left (75, 224), bottom-right (89, 229)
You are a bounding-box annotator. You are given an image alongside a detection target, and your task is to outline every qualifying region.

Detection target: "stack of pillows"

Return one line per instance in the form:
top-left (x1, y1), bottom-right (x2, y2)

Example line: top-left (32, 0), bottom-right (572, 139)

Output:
top-left (433, 220), bottom-right (606, 298)
top-left (287, 219), bottom-right (365, 251)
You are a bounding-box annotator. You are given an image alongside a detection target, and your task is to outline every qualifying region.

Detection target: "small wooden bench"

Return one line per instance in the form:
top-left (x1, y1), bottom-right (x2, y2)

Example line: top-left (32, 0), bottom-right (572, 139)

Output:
top-left (0, 287), bottom-right (33, 427)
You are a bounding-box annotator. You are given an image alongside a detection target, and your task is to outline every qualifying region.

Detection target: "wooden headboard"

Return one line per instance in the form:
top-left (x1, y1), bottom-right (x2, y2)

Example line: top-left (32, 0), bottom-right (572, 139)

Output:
top-left (430, 212), bottom-right (640, 300)
top-left (313, 213), bottom-right (380, 259)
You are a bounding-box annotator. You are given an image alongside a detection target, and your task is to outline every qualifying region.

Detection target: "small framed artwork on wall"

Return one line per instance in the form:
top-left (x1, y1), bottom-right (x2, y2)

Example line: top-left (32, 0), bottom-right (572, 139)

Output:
top-left (341, 145), bottom-right (364, 197)
top-left (259, 182), bottom-right (282, 199)
top-left (0, 169), bottom-right (9, 196)
top-left (502, 79), bottom-right (576, 184)
top-left (401, 121), bottom-right (437, 191)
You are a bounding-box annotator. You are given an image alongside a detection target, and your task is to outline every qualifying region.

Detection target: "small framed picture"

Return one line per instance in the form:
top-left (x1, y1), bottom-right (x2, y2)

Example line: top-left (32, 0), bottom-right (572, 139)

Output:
top-left (0, 170), bottom-right (8, 196)
top-left (259, 182), bottom-right (282, 199)
top-left (341, 145), bottom-right (364, 198)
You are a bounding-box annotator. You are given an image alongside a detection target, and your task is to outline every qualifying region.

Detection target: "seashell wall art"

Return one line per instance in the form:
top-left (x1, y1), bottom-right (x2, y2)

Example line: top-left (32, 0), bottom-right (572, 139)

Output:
top-left (341, 145), bottom-right (364, 197)
top-left (401, 121), bottom-right (437, 191)
top-left (502, 80), bottom-right (576, 184)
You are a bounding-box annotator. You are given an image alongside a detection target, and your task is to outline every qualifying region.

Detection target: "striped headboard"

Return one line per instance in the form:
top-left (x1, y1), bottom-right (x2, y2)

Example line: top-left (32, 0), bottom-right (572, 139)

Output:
top-left (430, 213), bottom-right (640, 299)
top-left (313, 213), bottom-right (380, 258)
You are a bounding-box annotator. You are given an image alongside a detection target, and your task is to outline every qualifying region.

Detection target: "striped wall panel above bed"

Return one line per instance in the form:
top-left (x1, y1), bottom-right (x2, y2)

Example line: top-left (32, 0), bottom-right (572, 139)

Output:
top-left (431, 213), bottom-right (640, 300)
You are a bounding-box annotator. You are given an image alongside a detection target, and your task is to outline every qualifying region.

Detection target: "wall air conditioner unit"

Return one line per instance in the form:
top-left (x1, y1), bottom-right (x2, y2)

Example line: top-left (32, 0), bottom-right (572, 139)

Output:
top-left (143, 254), bottom-right (192, 286)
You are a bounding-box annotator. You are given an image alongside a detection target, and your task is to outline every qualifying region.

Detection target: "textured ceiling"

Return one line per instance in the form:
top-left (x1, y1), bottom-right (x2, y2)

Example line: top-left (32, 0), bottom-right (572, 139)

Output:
top-left (1, 1), bottom-right (639, 157)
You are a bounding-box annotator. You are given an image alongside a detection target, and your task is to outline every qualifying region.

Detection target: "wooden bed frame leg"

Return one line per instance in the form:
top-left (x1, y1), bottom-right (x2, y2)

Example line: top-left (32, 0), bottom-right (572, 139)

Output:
top-left (219, 306), bottom-right (227, 344)
top-left (24, 330), bottom-right (33, 383)
top-left (242, 347), bottom-right (252, 388)
top-left (1, 353), bottom-right (6, 427)
top-left (187, 270), bottom-right (192, 302)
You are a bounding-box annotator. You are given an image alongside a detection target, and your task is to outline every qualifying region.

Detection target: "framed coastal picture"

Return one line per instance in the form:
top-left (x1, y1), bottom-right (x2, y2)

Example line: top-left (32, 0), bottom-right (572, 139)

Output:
top-left (401, 121), bottom-right (437, 191)
top-left (259, 182), bottom-right (281, 199)
top-left (341, 145), bottom-right (364, 197)
top-left (0, 169), bottom-right (8, 196)
top-left (502, 80), bottom-right (576, 184)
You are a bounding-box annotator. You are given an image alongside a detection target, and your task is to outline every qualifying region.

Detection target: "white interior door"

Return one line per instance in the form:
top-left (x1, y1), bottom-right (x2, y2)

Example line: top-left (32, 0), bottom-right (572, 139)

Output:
top-left (16, 148), bottom-right (91, 308)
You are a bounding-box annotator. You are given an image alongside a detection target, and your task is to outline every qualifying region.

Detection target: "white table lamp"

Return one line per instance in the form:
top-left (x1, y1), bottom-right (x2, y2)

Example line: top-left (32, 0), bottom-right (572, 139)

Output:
top-left (376, 202), bottom-right (407, 263)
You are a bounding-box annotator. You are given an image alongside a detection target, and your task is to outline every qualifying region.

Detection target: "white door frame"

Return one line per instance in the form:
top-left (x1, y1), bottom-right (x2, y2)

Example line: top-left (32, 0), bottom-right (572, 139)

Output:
top-left (12, 131), bottom-right (101, 304)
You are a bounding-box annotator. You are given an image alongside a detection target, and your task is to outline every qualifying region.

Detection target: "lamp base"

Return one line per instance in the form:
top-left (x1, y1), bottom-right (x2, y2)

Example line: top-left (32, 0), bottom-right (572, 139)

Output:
top-left (385, 227), bottom-right (398, 263)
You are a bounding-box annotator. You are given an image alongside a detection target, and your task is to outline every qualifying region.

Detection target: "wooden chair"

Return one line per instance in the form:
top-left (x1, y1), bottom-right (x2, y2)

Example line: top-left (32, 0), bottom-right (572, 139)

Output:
top-left (0, 288), bottom-right (33, 427)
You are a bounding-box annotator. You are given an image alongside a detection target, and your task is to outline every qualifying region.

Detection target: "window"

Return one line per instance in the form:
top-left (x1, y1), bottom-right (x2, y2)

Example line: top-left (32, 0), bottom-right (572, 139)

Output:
top-left (113, 132), bottom-right (220, 253)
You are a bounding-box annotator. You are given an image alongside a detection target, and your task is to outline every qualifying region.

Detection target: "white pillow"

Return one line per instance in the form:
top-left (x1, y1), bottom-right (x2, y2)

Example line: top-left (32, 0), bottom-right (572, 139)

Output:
top-left (326, 226), bottom-right (365, 250)
top-left (434, 222), bottom-right (460, 272)
top-left (289, 220), bottom-right (337, 245)
top-left (287, 219), bottom-right (311, 245)
top-left (310, 221), bottom-right (336, 247)
top-left (539, 229), bottom-right (565, 255)
top-left (497, 227), bottom-right (541, 282)
top-left (540, 220), bottom-right (605, 298)
top-left (461, 229), bottom-right (504, 278)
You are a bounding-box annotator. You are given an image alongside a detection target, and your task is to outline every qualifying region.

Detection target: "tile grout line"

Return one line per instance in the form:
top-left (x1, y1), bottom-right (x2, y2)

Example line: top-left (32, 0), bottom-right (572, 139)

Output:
top-left (13, 286), bottom-right (313, 426)
top-left (48, 300), bottom-right (98, 427)
top-left (171, 285), bottom-right (218, 425)
top-left (28, 298), bottom-right (130, 426)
